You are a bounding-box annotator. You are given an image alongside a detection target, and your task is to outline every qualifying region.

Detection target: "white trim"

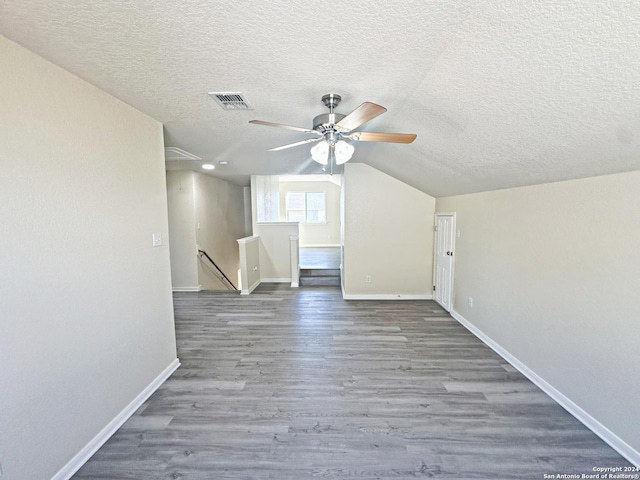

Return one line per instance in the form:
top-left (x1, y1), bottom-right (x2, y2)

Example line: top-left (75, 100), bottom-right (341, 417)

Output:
top-left (300, 244), bottom-right (341, 248)
top-left (260, 277), bottom-right (291, 283)
top-left (290, 282), bottom-right (299, 288)
top-left (450, 310), bottom-right (640, 468)
top-left (164, 146), bottom-right (201, 161)
top-left (278, 174), bottom-right (341, 185)
top-left (51, 359), bottom-right (181, 480)
top-left (240, 279), bottom-right (261, 295)
top-left (237, 235), bottom-right (259, 244)
top-left (256, 221), bottom-right (298, 226)
top-left (342, 293), bottom-right (433, 300)
top-left (171, 285), bottom-right (202, 292)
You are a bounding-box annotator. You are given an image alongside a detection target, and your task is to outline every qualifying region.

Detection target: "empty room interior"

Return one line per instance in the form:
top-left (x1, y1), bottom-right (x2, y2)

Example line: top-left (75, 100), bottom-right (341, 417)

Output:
top-left (1, 1), bottom-right (640, 479)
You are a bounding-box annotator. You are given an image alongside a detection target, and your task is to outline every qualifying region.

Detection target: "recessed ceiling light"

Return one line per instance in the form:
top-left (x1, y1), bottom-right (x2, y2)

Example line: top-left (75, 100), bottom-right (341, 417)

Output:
top-left (218, 161), bottom-right (229, 165)
top-left (202, 164), bottom-right (215, 170)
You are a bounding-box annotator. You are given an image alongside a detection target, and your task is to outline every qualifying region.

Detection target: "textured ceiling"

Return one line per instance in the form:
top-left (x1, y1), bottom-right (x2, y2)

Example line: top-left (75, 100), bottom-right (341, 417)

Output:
top-left (2, 0), bottom-right (640, 196)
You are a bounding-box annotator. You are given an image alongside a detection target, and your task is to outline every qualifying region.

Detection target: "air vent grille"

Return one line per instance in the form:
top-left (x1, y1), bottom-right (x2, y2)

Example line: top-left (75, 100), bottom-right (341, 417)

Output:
top-left (164, 147), bottom-right (201, 161)
top-left (208, 92), bottom-right (253, 110)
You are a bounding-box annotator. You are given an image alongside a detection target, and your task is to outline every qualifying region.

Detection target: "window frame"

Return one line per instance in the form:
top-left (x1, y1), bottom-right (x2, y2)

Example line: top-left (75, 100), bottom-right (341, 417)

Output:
top-left (285, 191), bottom-right (326, 224)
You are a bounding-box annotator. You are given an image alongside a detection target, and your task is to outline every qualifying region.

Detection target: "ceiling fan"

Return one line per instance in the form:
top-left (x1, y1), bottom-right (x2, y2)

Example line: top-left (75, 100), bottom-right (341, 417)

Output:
top-left (249, 94), bottom-right (417, 169)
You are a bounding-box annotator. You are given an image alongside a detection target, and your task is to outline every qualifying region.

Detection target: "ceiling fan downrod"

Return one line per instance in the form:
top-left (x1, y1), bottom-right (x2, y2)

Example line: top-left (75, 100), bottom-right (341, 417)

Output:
top-left (314, 93), bottom-right (346, 134)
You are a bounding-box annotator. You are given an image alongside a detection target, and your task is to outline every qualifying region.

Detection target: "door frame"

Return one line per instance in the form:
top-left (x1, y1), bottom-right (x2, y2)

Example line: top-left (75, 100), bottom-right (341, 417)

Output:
top-left (433, 212), bottom-right (456, 312)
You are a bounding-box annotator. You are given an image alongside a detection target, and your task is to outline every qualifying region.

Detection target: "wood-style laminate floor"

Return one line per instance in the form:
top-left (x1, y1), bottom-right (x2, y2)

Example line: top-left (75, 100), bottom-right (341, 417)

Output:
top-left (72, 285), bottom-right (632, 479)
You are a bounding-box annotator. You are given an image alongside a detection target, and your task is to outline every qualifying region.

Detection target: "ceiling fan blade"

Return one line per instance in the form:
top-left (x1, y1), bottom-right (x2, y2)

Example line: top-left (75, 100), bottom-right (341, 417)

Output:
top-left (348, 131), bottom-right (417, 144)
top-left (268, 137), bottom-right (323, 152)
top-left (249, 119), bottom-right (322, 136)
top-left (335, 102), bottom-right (387, 132)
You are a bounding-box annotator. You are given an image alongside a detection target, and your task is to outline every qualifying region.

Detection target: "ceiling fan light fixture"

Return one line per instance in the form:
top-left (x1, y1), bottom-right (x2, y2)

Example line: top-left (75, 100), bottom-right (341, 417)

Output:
top-left (250, 94), bottom-right (416, 167)
top-left (334, 140), bottom-right (355, 165)
top-left (310, 140), bottom-right (329, 165)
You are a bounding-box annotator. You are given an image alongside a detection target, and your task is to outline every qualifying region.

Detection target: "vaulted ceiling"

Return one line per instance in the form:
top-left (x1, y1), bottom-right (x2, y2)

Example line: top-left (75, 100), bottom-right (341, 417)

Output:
top-left (2, 1), bottom-right (640, 197)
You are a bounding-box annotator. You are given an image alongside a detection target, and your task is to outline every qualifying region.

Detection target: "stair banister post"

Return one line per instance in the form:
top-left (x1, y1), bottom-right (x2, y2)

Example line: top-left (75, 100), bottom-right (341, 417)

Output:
top-left (289, 235), bottom-right (299, 288)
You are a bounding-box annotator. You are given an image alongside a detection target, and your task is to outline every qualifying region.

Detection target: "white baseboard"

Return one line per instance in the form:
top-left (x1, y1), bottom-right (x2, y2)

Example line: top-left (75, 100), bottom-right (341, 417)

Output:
top-left (51, 358), bottom-right (181, 480)
top-left (342, 293), bottom-right (433, 300)
top-left (260, 278), bottom-right (291, 283)
top-left (241, 279), bottom-right (261, 295)
top-left (450, 309), bottom-right (640, 468)
top-left (172, 286), bottom-right (201, 292)
top-left (290, 282), bottom-right (299, 288)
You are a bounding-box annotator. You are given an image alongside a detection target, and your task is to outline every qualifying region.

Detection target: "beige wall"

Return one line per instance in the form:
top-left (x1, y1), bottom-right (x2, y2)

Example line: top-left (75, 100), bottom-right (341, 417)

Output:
top-left (254, 223), bottom-right (299, 282)
top-left (342, 163), bottom-right (436, 298)
top-left (250, 176), bottom-right (299, 283)
top-left (437, 170), bottom-right (640, 459)
top-left (279, 180), bottom-right (341, 246)
top-left (243, 186), bottom-right (253, 236)
top-left (0, 35), bottom-right (177, 480)
top-left (193, 172), bottom-right (246, 290)
top-left (166, 170), bottom-right (247, 291)
top-left (238, 236), bottom-right (260, 294)
top-left (166, 170), bottom-right (198, 290)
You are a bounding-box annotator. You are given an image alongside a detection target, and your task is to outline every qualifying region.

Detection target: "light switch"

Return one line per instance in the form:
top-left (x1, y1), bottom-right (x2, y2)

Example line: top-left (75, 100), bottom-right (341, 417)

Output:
top-left (152, 233), bottom-right (162, 247)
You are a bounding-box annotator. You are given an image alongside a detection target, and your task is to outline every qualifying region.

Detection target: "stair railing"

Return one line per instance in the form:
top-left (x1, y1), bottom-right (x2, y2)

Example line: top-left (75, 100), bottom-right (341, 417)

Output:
top-left (197, 249), bottom-right (237, 291)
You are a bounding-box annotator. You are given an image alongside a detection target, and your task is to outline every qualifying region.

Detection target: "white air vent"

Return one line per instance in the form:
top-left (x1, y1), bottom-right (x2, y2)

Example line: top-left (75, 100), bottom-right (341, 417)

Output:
top-left (164, 147), bottom-right (201, 161)
top-left (208, 92), bottom-right (253, 110)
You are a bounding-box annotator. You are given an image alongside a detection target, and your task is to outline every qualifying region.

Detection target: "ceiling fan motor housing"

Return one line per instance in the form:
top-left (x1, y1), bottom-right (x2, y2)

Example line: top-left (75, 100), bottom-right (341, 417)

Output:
top-left (312, 112), bottom-right (346, 133)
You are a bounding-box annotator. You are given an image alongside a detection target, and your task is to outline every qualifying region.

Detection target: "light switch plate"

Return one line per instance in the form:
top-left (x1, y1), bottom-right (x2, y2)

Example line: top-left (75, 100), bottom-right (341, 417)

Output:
top-left (152, 233), bottom-right (162, 247)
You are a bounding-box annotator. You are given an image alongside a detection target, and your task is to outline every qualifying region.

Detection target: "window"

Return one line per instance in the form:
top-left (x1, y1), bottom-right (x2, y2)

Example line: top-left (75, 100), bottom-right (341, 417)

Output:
top-left (285, 192), bottom-right (326, 223)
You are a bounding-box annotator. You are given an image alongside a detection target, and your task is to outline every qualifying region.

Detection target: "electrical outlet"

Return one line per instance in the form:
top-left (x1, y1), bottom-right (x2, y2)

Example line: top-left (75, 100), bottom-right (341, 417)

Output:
top-left (365, 275), bottom-right (371, 283)
top-left (468, 297), bottom-right (473, 308)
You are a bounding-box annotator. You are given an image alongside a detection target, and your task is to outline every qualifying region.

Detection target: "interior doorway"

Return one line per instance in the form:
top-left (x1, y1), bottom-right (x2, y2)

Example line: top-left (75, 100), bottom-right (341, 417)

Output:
top-left (434, 212), bottom-right (456, 311)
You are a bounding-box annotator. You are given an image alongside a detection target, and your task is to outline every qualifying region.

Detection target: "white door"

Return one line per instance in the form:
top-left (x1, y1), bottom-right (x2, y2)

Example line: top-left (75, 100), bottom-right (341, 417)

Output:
top-left (434, 213), bottom-right (455, 311)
